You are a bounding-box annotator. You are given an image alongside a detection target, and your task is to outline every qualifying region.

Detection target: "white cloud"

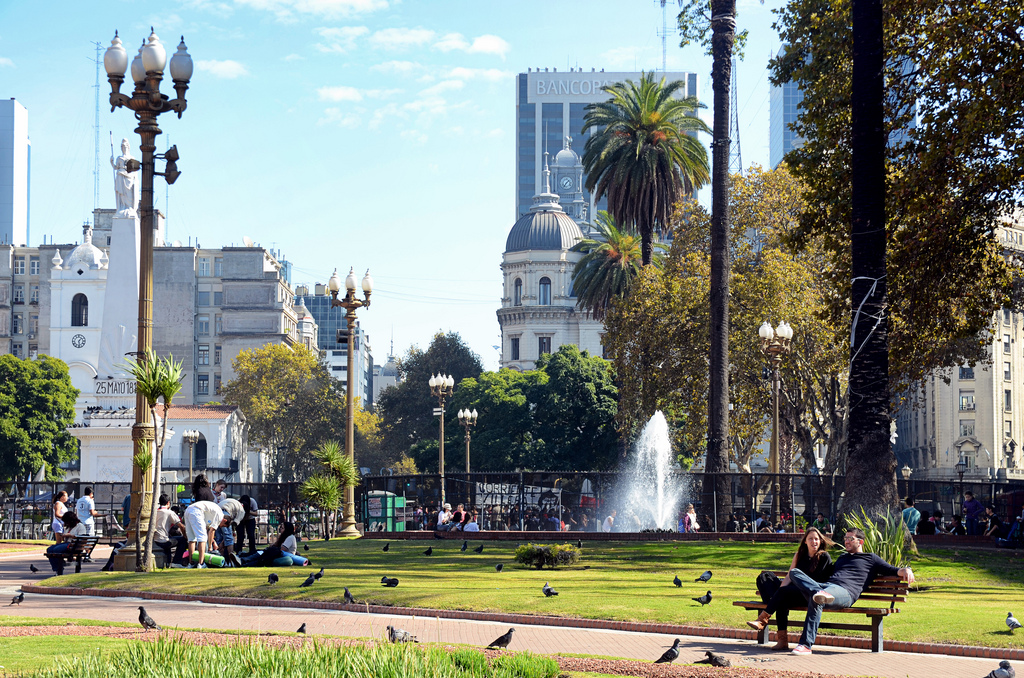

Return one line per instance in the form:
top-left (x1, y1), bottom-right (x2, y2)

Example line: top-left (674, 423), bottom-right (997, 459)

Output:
top-left (400, 129), bottom-right (428, 144)
top-left (196, 59), bottom-right (250, 79)
top-left (370, 60), bottom-right (423, 76)
top-left (317, 107), bottom-right (361, 127)
top-left (0, 57), bottom-right (13, 68)
top-left (419, 79), bottom-right (463, 96)
top-left (445, 67), bottom-right (510, 82)
top-left (369, 27), bottom-right (436, 50)
top-left (485, 128), bottom-right (504, 138)
top-left (317, 86), bottom-right (401, 102)
top-left (314, 26), bottom-right (369, 53)
top-left (234, 0), bottom-right (387, 21)
top-left (283, 53), bottom-right (305, 61)
top-left (433, 33), bottom-right (510, 58)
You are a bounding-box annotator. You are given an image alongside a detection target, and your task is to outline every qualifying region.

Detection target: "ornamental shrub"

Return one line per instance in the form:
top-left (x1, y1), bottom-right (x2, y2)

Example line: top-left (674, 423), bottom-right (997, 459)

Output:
top-left (513, 543), bottom-right (581, 569)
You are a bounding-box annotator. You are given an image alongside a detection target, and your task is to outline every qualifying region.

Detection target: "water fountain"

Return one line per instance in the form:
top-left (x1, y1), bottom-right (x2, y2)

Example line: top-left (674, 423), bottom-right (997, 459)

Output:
top-left (619, 411), bottom-right (690, 530)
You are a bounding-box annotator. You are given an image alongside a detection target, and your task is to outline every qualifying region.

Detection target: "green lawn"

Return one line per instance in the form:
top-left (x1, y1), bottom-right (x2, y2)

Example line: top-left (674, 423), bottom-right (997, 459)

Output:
top-left (0, 636), bottom-right (129, 676)
top-left (38, 539), bottom-right (1024, 649)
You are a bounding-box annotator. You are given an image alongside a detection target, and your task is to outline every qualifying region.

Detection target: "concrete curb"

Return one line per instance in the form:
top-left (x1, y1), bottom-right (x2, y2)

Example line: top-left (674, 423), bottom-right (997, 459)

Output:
top-left (22, 584), bottom-right (1024, 661)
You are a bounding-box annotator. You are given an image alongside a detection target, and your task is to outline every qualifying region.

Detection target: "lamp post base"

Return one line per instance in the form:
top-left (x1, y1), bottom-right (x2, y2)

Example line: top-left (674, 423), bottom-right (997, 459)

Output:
top-left (338, 496), bottom-right (361, 537)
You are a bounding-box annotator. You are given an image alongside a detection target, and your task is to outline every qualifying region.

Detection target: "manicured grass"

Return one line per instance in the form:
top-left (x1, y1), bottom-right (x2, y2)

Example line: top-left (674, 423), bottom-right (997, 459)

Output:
top-left (41, 539), bottom-right (1024, 649)
top-left (0, 636), bottom-right (129, 676)
top-left (0, 539), bottom-right (53, 553)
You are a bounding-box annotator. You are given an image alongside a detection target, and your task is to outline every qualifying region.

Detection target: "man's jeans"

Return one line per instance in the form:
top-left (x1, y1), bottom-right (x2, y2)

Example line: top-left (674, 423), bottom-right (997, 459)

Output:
top-left (788, 568), bottom-right (854, 647)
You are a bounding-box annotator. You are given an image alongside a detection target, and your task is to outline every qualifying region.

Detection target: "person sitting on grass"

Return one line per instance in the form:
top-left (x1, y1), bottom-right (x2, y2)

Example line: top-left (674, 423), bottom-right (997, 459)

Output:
top-left (748, 527), bottom-right (836, 651)
top-left (45, 511), bottom-right (88, 576)
top-left (784, 528), bottom-right (913, 656)
top-left (949, 514), bottom-right (967, 535)
top-left (916, 510), bottom-right (936, 535)
top-left (241, 521), bottom-right (309, 567)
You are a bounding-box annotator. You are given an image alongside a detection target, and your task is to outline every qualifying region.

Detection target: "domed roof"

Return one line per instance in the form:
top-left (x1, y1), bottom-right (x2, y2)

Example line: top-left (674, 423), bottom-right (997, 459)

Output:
top-left (381, 356), bottom-right (399, 377)
top-left (554, 136), bottom-right (580, 167)
top-left (505, 209), bottom-right (583, 253)
top-left (64, 226), bottom-right (104, 271)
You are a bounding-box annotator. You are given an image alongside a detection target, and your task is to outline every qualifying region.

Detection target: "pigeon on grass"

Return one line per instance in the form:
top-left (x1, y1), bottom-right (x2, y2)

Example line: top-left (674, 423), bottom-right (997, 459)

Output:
top-left (382, 543), bottom-right (390, 552)
top-left (387, 625), bottom-right (419, 643)
top-left (297, 623), bottom-right (307, 634)
top-left (487, 628), bottom-right (514, 649)
top-left (381, 576), bottom-right (400, 587)
top-left (299, 573), bottom-right (316, 588)
top-left (10, 591), bottom-right (24, 606)
top-left (695, 570), bottom-right (713, 583)
top-left (473, 544), bottom-right (484, 554)
top-left (138, 606), bottom-right (160, 631)
top-left (542, 582), bottom-right (559, 597)
top-left (654, 638), bottom-right (680, 664)
top-left (1007, 612), bottom-right (1022, 632)
top-left (673, 574), bottom-right (682, 588)
top-left (303, 543), bottom-right (309, 552)
top-left (344, 587), bottom-right (356, 604)
top-left (495, 563), bottom-right (503, 572)
top-left (314, 567), bottom-right (324, 581)
top-left (461, 540), bottom-right (468, 552)
top-left (576, 539), bottom-right (583, 549)
top-left (693, 590), bottom-right (713, 606)
top-left (423, 547), bottom-right (433, 556)
top-left (267, 573), bottom-right (279, 585)
top-left (695, 651), bottom-right (731, 667)
top-left (985, 660), bottom-right (1015, 678)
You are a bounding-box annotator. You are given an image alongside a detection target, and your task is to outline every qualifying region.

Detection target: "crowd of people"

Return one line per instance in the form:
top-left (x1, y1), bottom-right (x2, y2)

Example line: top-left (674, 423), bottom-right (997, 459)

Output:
top-left (902, 494), bottom-right (1023, 547)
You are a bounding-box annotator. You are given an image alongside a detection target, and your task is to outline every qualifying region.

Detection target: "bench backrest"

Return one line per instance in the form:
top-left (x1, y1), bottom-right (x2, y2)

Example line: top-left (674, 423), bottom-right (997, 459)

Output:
top-left (65, 536), bottom-right (100, 555)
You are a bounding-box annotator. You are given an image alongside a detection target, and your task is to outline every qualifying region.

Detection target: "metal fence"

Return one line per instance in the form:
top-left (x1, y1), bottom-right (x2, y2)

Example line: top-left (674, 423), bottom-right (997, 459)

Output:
top-left (5, 473), bottom-right (1023, 540)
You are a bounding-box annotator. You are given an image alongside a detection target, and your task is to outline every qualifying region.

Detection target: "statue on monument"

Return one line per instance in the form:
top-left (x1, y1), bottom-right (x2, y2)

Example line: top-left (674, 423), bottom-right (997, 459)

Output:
top-left (111, 137), bottom-right (139, 217)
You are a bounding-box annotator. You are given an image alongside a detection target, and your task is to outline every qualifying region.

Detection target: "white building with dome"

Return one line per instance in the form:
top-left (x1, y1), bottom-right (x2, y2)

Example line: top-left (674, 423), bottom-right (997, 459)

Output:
top-left (497, 150), bottom-right (603, 370)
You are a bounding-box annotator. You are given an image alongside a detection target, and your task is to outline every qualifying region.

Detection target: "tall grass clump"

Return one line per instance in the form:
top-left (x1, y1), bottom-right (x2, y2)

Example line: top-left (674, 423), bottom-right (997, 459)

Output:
top-left (35, 635), bottom-right (558, 678)
top-left (845, 507), bottom-right (912, 567)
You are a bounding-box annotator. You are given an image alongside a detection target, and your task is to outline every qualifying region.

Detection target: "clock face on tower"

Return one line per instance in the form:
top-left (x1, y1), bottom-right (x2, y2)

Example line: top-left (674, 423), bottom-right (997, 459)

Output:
top-left (559, 176), bottom-right (573, 190)
top-left (72, 334), bottom-right (86, 348)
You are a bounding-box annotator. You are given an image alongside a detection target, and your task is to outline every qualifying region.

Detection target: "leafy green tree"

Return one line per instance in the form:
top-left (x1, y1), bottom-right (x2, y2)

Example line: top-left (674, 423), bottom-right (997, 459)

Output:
top-left (582, 72), bottom-right (711, 266)
top-left (376, 332), bottom-right (484, 461)
top-left (125, 349), bottom-right (183, 572)
top-left (571, 211), bottom-right (657, 322)
top-left (222, 344), bottom-right (346, 481)
top-left (0, 355), bottom-right (79, 480)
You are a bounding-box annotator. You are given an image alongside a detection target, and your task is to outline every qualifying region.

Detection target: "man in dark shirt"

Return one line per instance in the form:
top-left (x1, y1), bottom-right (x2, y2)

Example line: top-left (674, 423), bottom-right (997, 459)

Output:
top-left (786, 528), bottom-right (914, 655)
top-left (984, 506), bottom-right (1004, 537)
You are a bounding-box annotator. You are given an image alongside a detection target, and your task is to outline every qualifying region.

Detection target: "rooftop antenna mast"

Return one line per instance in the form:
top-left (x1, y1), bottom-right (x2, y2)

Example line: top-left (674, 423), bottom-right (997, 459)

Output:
top-left (729, 57), bottom-right (743, 176)
top-left (657, 0), bottom-right (670, 73)
top-left (90, 41), bottom-right (103, 216)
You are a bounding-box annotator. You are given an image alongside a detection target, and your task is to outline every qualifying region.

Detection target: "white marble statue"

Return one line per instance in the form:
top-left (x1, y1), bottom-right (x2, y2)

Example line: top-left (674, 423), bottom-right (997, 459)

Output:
top-left (111, 138), bottom-right (138, 217)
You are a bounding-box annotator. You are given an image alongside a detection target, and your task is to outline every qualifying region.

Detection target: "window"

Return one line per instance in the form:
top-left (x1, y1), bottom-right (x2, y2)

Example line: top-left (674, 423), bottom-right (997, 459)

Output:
top-left (214, 345), bottom-right (221, 365)
top-left (214, 257), bottom-right (223, 277)
top-left (197, 374), bottom-right (209, 395)
top-left (198, 345), bottom-right (210, 365)
top-left (29, 315), bottom-right (38, 334)
top-left (1006, 362), bottom-right (1012, 381)
top-left (960, 366), bottom-right (975, 380)
top-left (197, 315), bottom-right (210, 336)
top-left (29, 256), bottom-right (39, 275)
top-left (1005, 334), bottom-right (1012, 353)
top-left (960, 420), bottom-right (975, 437)
top-left (959, 392), bottom-right (975, 411)
top-left (538, 336), bottom-right (552, 355)
top-left (1007, 420), bottom-right (1014, 439)
top-left (71, 294), bottom-right (88, 327)
top-left (215, 314), bottom-right (222, 334)
top-left (538, 277), bottom-right (551, 305)
top-left (29, 285), bottom-right (38, 303)
top-left (197, 291), bottom-right (210, 306)
top-left (13, 256), bottom-right (24, 275)
top-left (198, 257), bottom-right (211, 276)
top-left (1005, 308), bottom-right (1013, 325)
top-left (513, 278), bottom-right (522, 306)
top-left (12, 313), bottom-right (23, 334)
top-left (511, 337), bottom-right (520, 361)
top-left (12, 285), bottom-right (23, 303)
top-left (1006, 390), bottom-right (1013, 411)
top-left (213, 291), bottom-right (223, 306)
top-left (214, 375), bottom-right (222, 395)
top-left (11, 343), bottom-right (22, 358)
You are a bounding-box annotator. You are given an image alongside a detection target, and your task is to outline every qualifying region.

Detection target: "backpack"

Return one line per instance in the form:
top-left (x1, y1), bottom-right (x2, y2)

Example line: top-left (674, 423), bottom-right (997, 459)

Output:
top-left (756, 570), bottom-right (782, 603)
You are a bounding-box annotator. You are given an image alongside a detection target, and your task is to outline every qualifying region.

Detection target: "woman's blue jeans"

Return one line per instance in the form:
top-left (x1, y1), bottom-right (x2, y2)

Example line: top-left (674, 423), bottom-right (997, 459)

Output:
top-left (788, 568), bottom-right (854, 647)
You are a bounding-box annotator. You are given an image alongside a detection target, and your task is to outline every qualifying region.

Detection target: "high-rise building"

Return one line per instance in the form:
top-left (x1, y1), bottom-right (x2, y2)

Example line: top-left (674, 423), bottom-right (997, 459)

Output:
top-left (769, 80), bottom-right (804, 169)
top-left (0, 99), bottom-right (30, 246)
top-left (515, 69), bottom-right (699, 221)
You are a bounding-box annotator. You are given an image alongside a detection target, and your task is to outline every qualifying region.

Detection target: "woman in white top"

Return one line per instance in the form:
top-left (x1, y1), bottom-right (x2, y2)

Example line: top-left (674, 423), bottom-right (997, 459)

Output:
top-left (52, 491), bottom-right (69, 544)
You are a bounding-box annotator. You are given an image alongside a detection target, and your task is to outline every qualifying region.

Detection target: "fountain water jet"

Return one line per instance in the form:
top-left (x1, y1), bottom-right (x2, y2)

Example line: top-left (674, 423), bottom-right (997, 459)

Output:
top-left (620, 411), bottom-right (687, 530)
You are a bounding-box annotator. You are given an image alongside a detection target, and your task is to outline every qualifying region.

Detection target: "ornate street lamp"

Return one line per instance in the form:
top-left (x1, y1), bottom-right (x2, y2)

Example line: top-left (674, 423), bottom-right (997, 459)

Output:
top-left (182, 429), bottom-right (200, 484)
top-left (328, 267), bottom-right (372, 537)
top-left (429, 374), bottom-right (455, 505)
top-left (955, 456), bottom-right (968, 505)
top-left (458, 408), bottom-right (478, 473)
top-left (900, 464), bottom-right (912, 499)
top-left (105, 29), bottom-right (192, 571)
top-left (759, 320), bottom-right (794, 521)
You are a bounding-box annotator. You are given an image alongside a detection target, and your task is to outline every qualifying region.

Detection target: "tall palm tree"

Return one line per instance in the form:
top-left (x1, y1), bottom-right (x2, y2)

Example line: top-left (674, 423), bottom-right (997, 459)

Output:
top-left (582, 72), bottom-right (710, 266)
top-left (571, 211), bottom-right (660, 321)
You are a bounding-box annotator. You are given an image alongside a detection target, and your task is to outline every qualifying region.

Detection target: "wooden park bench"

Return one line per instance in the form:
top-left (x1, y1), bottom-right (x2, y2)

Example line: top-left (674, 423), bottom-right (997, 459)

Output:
top-left (42, 535), bottom-right (101, 574)
top-left (734, 570), bottom-right (910, 652)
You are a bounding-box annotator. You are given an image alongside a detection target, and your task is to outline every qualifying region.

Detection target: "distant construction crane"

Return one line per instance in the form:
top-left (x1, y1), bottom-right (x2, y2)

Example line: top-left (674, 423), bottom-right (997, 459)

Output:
top-left (729, 57), bottom-right (743, 176)
top-left (90, 41), bottom-right (103, 214)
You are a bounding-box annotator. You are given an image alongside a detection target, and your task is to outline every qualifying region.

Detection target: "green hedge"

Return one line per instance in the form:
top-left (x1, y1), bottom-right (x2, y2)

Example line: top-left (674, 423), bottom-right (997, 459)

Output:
top-left (513, 543), bottom-right (581, 569)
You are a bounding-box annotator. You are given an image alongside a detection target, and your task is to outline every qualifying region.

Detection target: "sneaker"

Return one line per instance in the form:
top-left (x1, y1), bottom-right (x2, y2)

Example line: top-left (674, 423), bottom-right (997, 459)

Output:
top-left (812, 590), bottom-right (835, 605)
top-left (196, 563), bottom-right (207, 569)
top-left (791, 645), bottom-right (812, 655)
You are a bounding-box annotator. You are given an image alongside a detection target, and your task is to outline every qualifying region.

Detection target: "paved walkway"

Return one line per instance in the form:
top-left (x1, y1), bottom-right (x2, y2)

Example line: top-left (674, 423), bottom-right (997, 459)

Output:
top-left (0, 547), bottom-right (1011, 678)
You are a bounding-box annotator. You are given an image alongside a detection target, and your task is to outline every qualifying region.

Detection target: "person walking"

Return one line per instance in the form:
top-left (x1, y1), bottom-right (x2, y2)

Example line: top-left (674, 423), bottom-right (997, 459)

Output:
top-left (784, 528), bottom-right (913, 655)
top-left (75, 487), bottom-right (99, 536)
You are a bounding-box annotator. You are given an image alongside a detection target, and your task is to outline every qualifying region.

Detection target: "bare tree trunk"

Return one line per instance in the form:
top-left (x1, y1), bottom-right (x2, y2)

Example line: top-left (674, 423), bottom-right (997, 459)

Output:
top-left (703, 0), bottom-right (736, 530)
top-left (844, 0), bottom-right (898, 518)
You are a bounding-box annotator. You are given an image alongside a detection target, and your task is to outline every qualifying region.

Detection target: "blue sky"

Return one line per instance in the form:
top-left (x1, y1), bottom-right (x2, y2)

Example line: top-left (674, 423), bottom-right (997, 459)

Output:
top-left (0, 0), bottom-right (786, 371)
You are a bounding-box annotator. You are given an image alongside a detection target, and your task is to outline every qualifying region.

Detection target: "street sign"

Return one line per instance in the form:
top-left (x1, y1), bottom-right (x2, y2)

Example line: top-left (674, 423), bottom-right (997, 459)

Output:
top-left (433, 408), bottom-right (443, 416)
